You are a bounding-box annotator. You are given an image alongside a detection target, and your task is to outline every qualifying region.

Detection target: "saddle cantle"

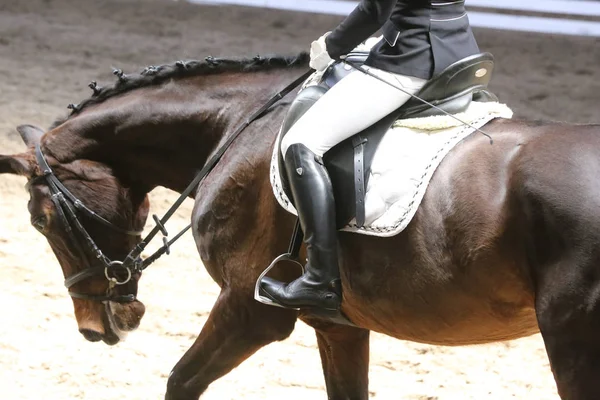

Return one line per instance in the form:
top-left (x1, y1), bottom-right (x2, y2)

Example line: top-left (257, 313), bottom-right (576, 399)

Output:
top-left (278, 52), bottom-right (497, 228)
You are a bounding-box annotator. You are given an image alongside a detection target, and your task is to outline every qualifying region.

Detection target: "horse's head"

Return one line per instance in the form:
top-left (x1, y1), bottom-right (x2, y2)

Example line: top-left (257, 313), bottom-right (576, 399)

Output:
top-left (0, 125), bottom-right (150, 345)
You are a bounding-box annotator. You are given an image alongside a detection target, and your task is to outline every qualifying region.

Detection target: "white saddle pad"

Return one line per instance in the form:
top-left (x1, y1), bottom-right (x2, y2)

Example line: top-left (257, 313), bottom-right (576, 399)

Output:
top-left (270, 101), bottom-right (513, 237)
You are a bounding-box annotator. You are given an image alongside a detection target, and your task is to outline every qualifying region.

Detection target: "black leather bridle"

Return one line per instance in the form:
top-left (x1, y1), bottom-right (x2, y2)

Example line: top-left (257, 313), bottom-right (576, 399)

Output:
top-left (35, 145), bottom-right (143, 303)
top-left (31, 69), bottom-right (313, 304)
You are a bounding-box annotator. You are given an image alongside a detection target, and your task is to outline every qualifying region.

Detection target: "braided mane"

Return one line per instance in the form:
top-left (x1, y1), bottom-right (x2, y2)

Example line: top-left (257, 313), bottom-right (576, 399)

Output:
top-left (50, 52), bottom-right (309, 129)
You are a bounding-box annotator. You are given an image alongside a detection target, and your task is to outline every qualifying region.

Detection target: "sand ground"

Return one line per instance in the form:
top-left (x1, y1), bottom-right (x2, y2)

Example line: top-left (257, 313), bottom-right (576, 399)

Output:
top-left (0, 0), bottom-right (598, 398)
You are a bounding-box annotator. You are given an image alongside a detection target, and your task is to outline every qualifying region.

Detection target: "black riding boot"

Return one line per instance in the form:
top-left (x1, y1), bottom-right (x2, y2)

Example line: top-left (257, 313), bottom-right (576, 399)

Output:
top-left (259, 143), bottom-right (341, 311)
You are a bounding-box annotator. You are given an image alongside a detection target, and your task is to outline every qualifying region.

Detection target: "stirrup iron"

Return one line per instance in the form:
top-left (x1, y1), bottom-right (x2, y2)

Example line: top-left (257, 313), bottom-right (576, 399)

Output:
top-left (254, 219), bottom-right (304, 309)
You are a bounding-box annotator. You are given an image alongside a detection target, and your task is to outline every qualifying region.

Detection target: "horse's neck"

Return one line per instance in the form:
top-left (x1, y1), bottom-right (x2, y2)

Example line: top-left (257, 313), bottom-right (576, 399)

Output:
top-left (44, 69), bottom-right (298, 195)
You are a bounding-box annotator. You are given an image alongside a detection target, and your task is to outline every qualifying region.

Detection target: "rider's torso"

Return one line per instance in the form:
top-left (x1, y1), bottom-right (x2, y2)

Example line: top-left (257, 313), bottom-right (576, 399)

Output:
top-left (366, 0), bottom-right (480, 79)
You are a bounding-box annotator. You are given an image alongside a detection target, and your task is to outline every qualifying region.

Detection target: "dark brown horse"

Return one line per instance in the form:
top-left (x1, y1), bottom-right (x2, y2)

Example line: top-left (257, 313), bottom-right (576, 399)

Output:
top-left (1, 53), bottom-right (600, 400)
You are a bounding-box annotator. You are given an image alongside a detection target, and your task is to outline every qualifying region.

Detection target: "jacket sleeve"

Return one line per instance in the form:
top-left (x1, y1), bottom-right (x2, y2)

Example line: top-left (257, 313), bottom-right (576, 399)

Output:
top-left (325, 0), bottom-right (397, 60)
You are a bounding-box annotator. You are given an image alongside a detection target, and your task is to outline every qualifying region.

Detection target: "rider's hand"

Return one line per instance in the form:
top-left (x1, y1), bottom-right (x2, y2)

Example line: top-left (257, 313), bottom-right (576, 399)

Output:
top-left (309, 32), bottom-right (334, 72)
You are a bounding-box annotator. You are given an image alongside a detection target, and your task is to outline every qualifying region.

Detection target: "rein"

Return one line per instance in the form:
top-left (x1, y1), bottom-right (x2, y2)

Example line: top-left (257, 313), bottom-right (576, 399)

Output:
top-left (126, 69), bottom-right (313, 271)
top-left (35, 69), bottom-right (312, 303)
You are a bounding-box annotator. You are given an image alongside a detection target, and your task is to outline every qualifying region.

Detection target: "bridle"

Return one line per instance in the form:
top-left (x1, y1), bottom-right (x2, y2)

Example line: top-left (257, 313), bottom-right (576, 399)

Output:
top-left (32, 69), bottom-right (313, 304)
top-left (35, 145), bottom-right (143, 303)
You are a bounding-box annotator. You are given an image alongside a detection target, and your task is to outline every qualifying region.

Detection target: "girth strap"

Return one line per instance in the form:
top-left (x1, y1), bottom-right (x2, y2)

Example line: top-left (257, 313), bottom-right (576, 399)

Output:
top-left (352, 135), bottom-right (368, 227)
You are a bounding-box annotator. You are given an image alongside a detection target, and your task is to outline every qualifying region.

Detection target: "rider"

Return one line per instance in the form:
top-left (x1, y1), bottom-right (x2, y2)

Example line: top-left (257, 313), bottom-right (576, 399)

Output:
top-left (259, 0), bottom-right (481, 311)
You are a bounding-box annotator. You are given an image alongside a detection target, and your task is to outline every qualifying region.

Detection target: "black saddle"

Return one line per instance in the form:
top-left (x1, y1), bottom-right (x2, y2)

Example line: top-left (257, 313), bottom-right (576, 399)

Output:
top-left (278, 52), bottom-right (497, 228)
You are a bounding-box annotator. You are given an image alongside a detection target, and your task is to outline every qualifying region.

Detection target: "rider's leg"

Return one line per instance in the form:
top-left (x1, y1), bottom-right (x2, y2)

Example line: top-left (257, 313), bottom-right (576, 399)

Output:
top-left (281, 68), bottom-right (426, 157)
top-left (259, 68), bottom-right (426, 310)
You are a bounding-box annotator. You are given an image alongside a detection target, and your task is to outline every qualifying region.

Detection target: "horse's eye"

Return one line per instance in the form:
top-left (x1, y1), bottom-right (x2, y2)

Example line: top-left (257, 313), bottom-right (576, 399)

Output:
top-left (32, 216), bottom-right (47, 232)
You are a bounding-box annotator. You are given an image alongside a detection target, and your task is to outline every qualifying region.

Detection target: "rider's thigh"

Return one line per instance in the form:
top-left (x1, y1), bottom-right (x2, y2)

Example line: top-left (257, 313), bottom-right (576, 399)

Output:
top-left (281, 68), bottom-right (426, 157)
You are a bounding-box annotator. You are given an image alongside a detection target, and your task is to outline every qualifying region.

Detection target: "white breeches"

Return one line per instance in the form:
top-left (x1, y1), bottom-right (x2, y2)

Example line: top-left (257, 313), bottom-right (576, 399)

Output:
top-left (281, 67), bottom-right (427, 157)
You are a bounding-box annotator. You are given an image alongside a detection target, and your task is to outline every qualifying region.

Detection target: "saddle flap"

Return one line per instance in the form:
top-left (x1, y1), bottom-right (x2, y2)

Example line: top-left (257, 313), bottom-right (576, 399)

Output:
top-left (277, 86), bottom-right (328, 205)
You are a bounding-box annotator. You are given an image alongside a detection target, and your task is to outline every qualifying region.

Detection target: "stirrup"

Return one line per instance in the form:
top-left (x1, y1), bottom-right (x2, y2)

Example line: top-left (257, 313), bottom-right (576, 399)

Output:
top-left (254, 253), bottom-right (305, 310)
top-left (255, 218), bottom-right (305, 309)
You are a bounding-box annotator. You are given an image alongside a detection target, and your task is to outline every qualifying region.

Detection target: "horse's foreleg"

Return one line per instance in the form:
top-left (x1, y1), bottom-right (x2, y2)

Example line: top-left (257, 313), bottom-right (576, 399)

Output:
top-left (535, 257), bottom-right (600, 400)
top-left (165, 288), bottom-right (297, 400)
top-left (311, 320), bottom-right (370, 400)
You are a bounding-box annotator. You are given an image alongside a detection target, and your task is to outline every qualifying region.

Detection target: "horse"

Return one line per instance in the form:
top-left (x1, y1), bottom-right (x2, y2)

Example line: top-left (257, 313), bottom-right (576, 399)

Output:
top-left (1, 52), bottom-right (600, 400)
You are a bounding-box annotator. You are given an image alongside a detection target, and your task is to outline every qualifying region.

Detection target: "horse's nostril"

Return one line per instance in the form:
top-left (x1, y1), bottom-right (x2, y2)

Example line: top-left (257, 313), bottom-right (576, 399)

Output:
top-left (79, 328), bottom-right (103, 342)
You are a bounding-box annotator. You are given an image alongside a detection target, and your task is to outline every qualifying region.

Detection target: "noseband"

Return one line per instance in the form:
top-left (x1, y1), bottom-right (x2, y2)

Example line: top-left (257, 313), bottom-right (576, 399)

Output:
top-left (34, 145), bottom-right (143, 303)
top-left (31, 70), bottom-right (312, 305)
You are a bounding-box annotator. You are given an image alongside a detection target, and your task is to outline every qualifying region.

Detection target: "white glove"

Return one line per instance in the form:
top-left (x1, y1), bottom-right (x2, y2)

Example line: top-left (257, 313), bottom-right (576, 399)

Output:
top-left (309, 32), bottom-right (334, 72)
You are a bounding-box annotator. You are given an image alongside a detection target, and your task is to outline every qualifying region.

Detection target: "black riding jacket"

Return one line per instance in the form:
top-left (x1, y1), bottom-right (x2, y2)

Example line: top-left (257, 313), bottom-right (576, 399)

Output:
top-left (325, 0), bottom-right (480, 79)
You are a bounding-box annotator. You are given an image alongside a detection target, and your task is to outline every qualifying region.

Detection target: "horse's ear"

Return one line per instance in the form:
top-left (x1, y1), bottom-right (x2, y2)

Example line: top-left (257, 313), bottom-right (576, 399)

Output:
top-left (0, 154), bottom-right (34, 177)
top-left (16, 124), bottom-right (44, 148)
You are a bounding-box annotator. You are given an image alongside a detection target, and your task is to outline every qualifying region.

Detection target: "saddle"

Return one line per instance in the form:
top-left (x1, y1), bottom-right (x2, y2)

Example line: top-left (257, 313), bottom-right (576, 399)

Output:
top-left (278, 52), bottom-right (497, 228)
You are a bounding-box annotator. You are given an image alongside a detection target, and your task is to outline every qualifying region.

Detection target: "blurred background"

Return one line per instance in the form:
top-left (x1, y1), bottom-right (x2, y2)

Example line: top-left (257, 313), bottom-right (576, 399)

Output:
top-left (0, 0), bottom-right (598, 399)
